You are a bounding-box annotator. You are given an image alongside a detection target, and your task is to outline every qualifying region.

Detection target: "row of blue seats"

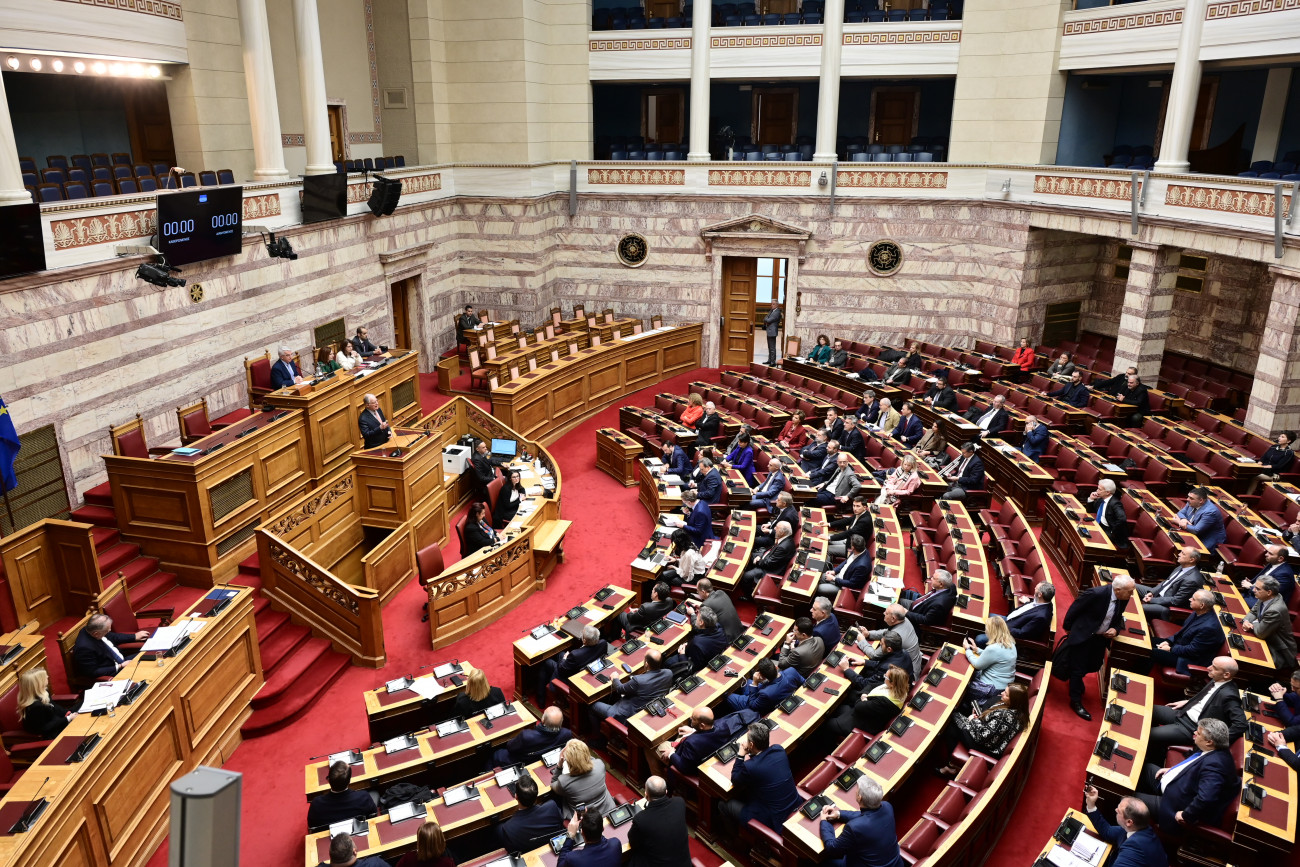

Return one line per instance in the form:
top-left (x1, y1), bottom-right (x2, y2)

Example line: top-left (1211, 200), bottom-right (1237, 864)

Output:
top-left (27, 170), bottom-right (228, 203)
top-left (333, 156), bottom-right (406, 173)
top-left (1109, 155), bottom-right (1153, 169)
top-left (1238, 155), bottom-right (1300, 178)
top-left (19, 152), bottom-right (135, 174)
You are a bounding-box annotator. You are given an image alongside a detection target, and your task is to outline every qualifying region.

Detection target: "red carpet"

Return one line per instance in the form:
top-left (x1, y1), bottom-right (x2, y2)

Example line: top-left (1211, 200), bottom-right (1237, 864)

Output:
top-left (141, 367), bottom-right (1100, 867)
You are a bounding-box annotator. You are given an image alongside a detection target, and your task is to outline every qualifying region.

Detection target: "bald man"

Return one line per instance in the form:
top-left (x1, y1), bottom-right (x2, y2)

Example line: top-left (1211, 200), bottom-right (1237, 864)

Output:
top-left (1145, 656), bottom-right (1246, 759)
top-left (492, 705), bottom-right (572, 767)
top-left (627, 775), bottom-right (690, 867)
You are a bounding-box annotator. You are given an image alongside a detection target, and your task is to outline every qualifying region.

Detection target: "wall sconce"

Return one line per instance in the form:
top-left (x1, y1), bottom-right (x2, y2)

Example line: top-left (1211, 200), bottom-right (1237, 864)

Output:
top-left (1000, 178), bottom-right (1011, 196)
top-left (818, 171), bottom-right (828, 188)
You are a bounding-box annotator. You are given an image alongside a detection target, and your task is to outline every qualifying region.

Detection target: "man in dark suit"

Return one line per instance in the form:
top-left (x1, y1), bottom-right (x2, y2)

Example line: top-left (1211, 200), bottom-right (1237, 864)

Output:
top-left (808, 441), bottom-right (843, 487)
top-left (321, 834), bottom-right (388, 867)
top-left (692, 457), bottom-right (723, 506)
top-left (810, 597), bottom-right (842, 651)
top-left (307, 761), bottom-right (377, 831)
top-left (1136, 546), bottom-right (1204, 621)
top-left (270, 347), bottom-right (303, 389)
top-left (855, 396), bottom-right (882, 427)
top-left (591, 650), bottom-right (673, 722)
top-left (722, 722), bottom-right (804, 834)
top-left (821, 408), bottom-right (845, 444)
top-left (694, 402), bottom-right (721, 451)
top-left (497, 774), bottom-right (564, 853)
top-left (828, 340), bottom-right (849, 368)
top-left (838, 631), bottom-right (914, 701)
top-left (556, 809), bottom-right (621, 867)
top-left (839, 414), bottom-right (866, 461)
top-left (740, 520), bottom-right (795, 597)
top-left (1242, 543), bottom-right (1296, 606)
top-left (938, 442), bottom-right (984, 500)
top-left (492, 706), bottom-right (572, 768)
top-left (1173, 487), bottom-right (1226, 550)
top-left (1060, 576), bottom-right (1135, 720)
top-left (1136, 718), bottom-right (1239, 834)
top-left (762, 304), bottom-right (782, 366)
top-left (358, 393), bottom-right (392, 448)
top-left (724, 659), bottom-right (804, 714)
top-left (658, 706), bottom-right (752, 773)
top-left (818, 777), bottom-right (905, 867)
top-left (1082, 786), bottom-right (1167, 867)
top-left (459, 305), bottom-right (481, 334)
top-left (627, 776), bottom-right (690, 867)
top-left (922, 376), bottom-right (958, 412)
top-left (670, 606), bottom-right (729, 673)
top-left (351, 326), bottom-right (378, 356)
top-left (1145, 656), bottom-right (1246, 757)
top-left (613, 582), bottom-right (674, 639)
top-left (828, 496), bottom-right (873, 558)
top-left (747, 463), bottom-right (787, 512)
top-left (881, 360), bottom-right (911, 386)
top-left (1147, 590), bottom-right (1222, 676)
top-left (992, 581), bottom-right (1054, 644)
top-left (72, 614), bottom-right (148, 681)
top-left (798, 430), bottom-right (830, 473)
top-left (817, 533), bottom-right (872, 597)
top-left (965, 394), bottom-right (1009, 437)
top-left (901, 571), bottom-right (957, 628)
top-left (1046, 370), bottom-right (1091, 408)
top-left (1087, 479), bottom-right (1130, 548)
top-left (777, 617), bottom-right (826, 678)
top-left (1019, 415), bottom-right (1049, 462)
top-left (662, 442), bottom-right (691, 481)
top-left (471, 439), bottom-right (501, 501)
top-left (689, 578), bottom-right (744, 641)
top-left (891, 402), bottom-right (924, 448)
top-left (681, 490), bottom-right (715, 547)
top-left (755, 491), bottom-right (797, 550)
top-left (536, 625), bottom-right (608, 707)
top-left (1107, 373), bottom-right (1151, 427)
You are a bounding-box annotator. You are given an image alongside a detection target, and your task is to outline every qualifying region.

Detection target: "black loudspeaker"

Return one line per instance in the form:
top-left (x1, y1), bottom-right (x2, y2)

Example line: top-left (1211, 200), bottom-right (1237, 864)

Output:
top-left (367, 175), bottom-right (402, 216)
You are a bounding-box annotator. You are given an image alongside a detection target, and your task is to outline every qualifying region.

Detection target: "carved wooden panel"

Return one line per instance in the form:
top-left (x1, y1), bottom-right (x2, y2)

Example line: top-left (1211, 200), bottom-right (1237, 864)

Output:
top-left (123, 487), bottom-right (193, 529)
top-left (10, 545), bottom-right (57, 626)
top-left (93, 709), bottom-right (183, 859)
top-left (179, 628), bottom-right (259, 746)
top-left (364, 483), bottom-right (400, 517)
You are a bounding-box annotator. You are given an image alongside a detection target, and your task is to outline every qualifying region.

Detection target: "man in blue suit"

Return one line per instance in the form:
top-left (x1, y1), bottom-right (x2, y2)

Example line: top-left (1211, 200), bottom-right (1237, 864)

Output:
top-left (747, 464), bottom-right (787, 513)
top-left (681, 490), bottom-right (714, 547)
top-left (1136, 718), bottom-right (1240, 835)
top-left (491, 705), bottom-right (572, 768)
top-left (818, 777), bottom-right (905, 867)
top-left (497, 774), bottom-right (565, 853)
top-left (891, 402), bottom-right (924, 448)
top-left (692, 457), bottom-right (723, 505)
top-left (816, 533), bottom-right (872, 597)
top-left (939, 442), bottom-right (984, 500)
top-left (855, 396), bottom-right (882, 427)
top-left (1020, 415), bottom-right (1049, 461)
top-left (591, 650), bottom-right (673, 723)
top-left (1173, 487), bottom-right (1226, 550)
top-left (1241, 544), bottom-right (1296, 606)
top-left (799, 431), bottom-right (830, 473)
top-left (656, 706), bottom-right (758, 773)
top-left (723, 658), bottom-right (804, 714)
top-left (1082, 786), bottom-right (1167, 867)
top-left (722, 722), bottom-right (803, 835)
top-left (840, 415), bottom-right (867, 461)
top-left (1147, 589), bottom-right (1222, 675)
top-left (555, 809), bottom-right (621, 867)
top-left (270, 347), bottom-right (303, 389)
top-left (978, 581), bottom-right (1054, 646)
top-left (662, 442), bottom-right (691, 481)
top-left (1046, 370), bottom-right (1091, 408)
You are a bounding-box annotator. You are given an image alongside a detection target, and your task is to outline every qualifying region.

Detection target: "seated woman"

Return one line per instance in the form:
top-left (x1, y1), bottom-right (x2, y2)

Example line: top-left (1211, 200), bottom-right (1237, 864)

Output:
top-left (1046, 352), bottom-right (1074, 379)
top-left (493, 469), bottom-right (528, 529)
top-left (724, 433), bottom-right (756, 485)
top-left (679, 393), bottom-right (704, 429)
top-left (963, 616), bottom-right (1018, 707)
top-left (775, 409), bottom-right (809, 452)
top-left (395, 821), bottom-right (456, 867)
top-left (460, 501), bottom-right (499, 558)
top-left (661, 528), bottom-right (706, 590)
top-left (450, 665), bottom-right (506, 718)
top-left (936, 682), bottom-right (1029, 777)
top-left (874, 455), bottom-right (921, 506)
top-left (916, 421), bottom-right (947, 464)
top-left (336, 341), bottom-right (362, 372)
top-left (18, 668), bottom-right (77, 738)
top-left (550, 739), bottom-right (617, 819)
top-left (807, 334), bottom-right (833, 364)
top-left (821, 665), bottom-right (908, 747)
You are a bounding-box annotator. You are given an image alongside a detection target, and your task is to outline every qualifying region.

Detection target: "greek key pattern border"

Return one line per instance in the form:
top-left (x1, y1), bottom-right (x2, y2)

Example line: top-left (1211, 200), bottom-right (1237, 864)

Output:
top-left (1062, 8), bottom-right (1181, 35)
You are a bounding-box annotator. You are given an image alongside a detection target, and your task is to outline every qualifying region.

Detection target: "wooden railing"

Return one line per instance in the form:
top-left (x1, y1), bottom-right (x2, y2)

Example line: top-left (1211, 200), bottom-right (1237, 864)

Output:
top-left (361, 523), bottom-right (416, 605)
top-left (426, 527), bottom-right (541, 648)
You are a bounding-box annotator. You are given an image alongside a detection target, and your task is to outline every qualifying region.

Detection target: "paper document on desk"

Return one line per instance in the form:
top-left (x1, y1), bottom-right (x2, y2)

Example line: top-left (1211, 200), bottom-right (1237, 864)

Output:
top-left (525, 486), bottom-right (546, 496)
top-left (660, 515), bottom-right (685, 528)
top-left (409, 677), bottom-right (444, 701)
top-left (82, 680), bottom-right (131, 712)
top-left (1044, 845), bottom-right (1091, 867)
top-left (140, 621), bottom-right (205, 654)
top-left (1066, 832), bottom-right (1105, 867)
top-left (661, 474), bottom-right (683, 485)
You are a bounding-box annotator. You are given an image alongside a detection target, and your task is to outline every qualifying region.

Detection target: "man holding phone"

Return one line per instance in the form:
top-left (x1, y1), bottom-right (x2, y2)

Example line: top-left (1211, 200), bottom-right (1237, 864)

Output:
top-left (1082, 785), bottom-right (1166, 867)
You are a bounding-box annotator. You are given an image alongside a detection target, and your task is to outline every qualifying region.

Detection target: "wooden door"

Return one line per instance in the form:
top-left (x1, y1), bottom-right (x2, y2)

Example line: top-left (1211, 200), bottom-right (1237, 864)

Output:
top-left (766, 0), bottom-right (798, 11)
top-left (872, 90), bottom-right (917, 146)
top-left (643, 90), bottom-right (685, 144)
top-left (646, 0), bottom-right (678, 16)
top-left (1189, 77), bottom-right (1219, 151)
top-left (391, 279), bottom-right (411, 349)
top-left (721, 257), bottom-right (756, 366)
top-left (754, 89), bottom-right (797, 146)
top-left (123, 82), bottom-right (176, 165)
top-left (327, 106), bottom-right (346, 162)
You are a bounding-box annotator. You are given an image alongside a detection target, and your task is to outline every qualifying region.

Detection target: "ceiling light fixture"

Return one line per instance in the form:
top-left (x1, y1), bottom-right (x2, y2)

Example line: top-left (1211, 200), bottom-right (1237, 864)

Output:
top-left (5, 57), bottom-right (17, 70)
top-left (28, 58), bottom-right (41, 71)
top-left (73, 61), bottom-right (85, 73)
top-left (51, 59), bottom-right (63, 72)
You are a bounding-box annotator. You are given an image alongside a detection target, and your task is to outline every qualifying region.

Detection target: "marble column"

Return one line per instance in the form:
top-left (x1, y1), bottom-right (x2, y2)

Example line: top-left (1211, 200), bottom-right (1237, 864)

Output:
top-left (687, 0), bottom-right (712, 161)
top-left (812, 0), bottom-right (845, 163)
top-left (292, 0), bottom-right (335, 175)
top-left (1153, 0), bottom-right (1207, 173)
top-left (0, 73), bottom-right (31, 206)
top-left (1112, 243), bottom-right (1177, 381)
top-left (237, 0), bottom-right (290, 180)
top-left (1246, 267), bottom-right (1300, 435)
top-left (1251, 68), bottom-right (1292, 165)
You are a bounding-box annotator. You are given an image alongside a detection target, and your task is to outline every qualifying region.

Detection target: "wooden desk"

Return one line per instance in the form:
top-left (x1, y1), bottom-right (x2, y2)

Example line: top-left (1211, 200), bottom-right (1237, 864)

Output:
top-left (699, 512), bottom-right (758, 592)
top-left (1033, 809), bottom-right (1115, 867)
top-left (596, 428), bottom-right (643, 487)
top-left (977, 438), bottom-right (1055, 520)
top-left (362, 664), bottom-right (474, 743)
top-left (351, 427), bottom-right (449, 564)
top-left (1237, 694), bottom-right (1298, 853)
top-left (1086, 672), bottom-right (1153, 798)
top-left (1123, 488), bottom-right (1212, 558)
top-left (492, 324), bottom-right (703, 443)
top-left (1041, 492), bottom-right (1124, 593)
top-left (0, 588), bottom-right (262, 867)
top-left (1207, 573), bottom-right (1277, 680)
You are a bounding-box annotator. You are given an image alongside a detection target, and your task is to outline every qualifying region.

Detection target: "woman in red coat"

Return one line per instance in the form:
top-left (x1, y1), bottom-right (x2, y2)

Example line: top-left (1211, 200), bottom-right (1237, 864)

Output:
top-left (1011, 337), bottom-right (1035, 381)
top-left (775, 409), bottom-right (809, 451)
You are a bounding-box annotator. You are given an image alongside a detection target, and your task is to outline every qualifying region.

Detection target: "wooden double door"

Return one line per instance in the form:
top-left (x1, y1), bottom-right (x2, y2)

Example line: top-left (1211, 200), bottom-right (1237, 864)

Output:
top-left (719, 256), bottom-right (787, 366)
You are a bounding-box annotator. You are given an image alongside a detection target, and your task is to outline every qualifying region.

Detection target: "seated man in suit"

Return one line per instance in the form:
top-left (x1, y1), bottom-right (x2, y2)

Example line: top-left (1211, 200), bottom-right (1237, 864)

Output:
top-left (612, 582), bottom-right (675, 639)
top-left (799, 430), bottom-right (831, 475)
top-left (656, 706), bottom-right (755, 774)
top-left (1087, 479), bottom-right (1130, 548)
top-left (492, 705), bottom-right (572, 768)
top-left (471, 439), bottom-right (503, 501)
top-left (1136, 546), bottom-right (1204, 621)
top-left (1020, 415), bottom-right (1049, 462)
top-left (853, 604), bottom-right (923, 676)
top-left (810, 596), bottom-right (842, 651)
top-left (1173, 487), bottom-right (1226, 550)
top-left (777, 617), bottom-right (825, 678)
top-left (693, 402), bottom-right (722, 452)
top-left (1242, 573), bottom-right (1299, 669)
top-left (680, 490), bottom-right (715, 548)
top-left (351, 325), bottom-right (379, 356)
top-left (687, 578), bottom-right (744, 641)
top-left (723, 658), bottom-right (804, 714)
top-left (1106, 372), bottom-right (1151, 428)
top-left (307, 761), bottom-right (377, 831)
top-left (691, 457), bottom-right (723, 506)
top-left (754, 491), bottom-right (797, 550)
top-left (72, 613), bottom-right (148, 681)
top-left (881, 360), bottom-right (911, 386)
top-left (720, 722), bottom-right (804, 834)
top-left (662, 441), bottom-right (692, 482)
top-left (867, 398), bottom-right (900, 434)
top-left (922, 375), bottom-right (958, 412)
top-left (855, 395), bottom-right (882, 427)
top-left (808, 440), bottom-right (843, 487)
top-left (938, 442), bottom-right (984, 501)
top-left (536, 625), bottom-right (608, 708)
top-left (270, 346), bottom-right (304, 389)
top-left (828, 496), bottom-right (873, 558)
top-left (1082, 786), bottom-right (1167, 867)
top-left (590, 650), bottom-right (673, 723)
top-left (459, 305), bottom-right (481, 334)
top-left (821, 408), bottom-right (845, 444)
top-left (555, 809), bottom-right (621, 867)
top-left (667, 606), bottom-right (729, 674)
top-left (828, 340), bottom-right (849, 368)
top-left (814, 452), bottom-right (861, 509)
top-left (739, 520), bottom-right (795, 598)
top-left (964, 394), bottom-right (1009, 438)
top-left (358, 393), bottom-right (393, 449)
top-left (977, 581), bottom-right (1054, 646)
top-left (1144, 656), bottom-right (1246, 758)
top-left (1241, 544), bottom-right (1296, 607)
top-left (1046, 370), bottom-right (1091, 408)
top-left (627, 776), bottom-right (691, 867)
top-left (818, 777), bottom-right (905, 867)
top-left (1136, 718), bottom-right (1240, 835)
top-left (839, 414), bottom-right (866, 462)
top-left (1147, 589), bottom-right (1222, 676)
top-left (900, 571), bottom-right (957, 629)
top-left (891, 402), bottom-right (924, 448)
top-left (839, 630), bottom-right (914, 696)
top-left (816, 533), bottom-right (872, 597)
top-left (320, 833), bottom-right (388, 867)
top-left (497, 774), bottom-right (564, 853)
top-left (746, 460), bottom-right (787, 513)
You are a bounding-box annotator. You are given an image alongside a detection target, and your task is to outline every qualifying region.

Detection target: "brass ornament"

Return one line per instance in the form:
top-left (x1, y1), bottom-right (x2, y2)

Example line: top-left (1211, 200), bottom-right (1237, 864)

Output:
top-left (867, 240), bottom-right (904, 277)
top-left (616, 233), bottom-right (649, 268)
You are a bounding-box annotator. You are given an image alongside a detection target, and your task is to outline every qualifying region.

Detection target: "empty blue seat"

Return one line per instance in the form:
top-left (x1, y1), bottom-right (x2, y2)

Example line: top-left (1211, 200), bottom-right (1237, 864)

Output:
top-left (762, 12), bottom-right (779, 23)
top-left (664, 150), bottom-right (683, 160)
top-left (804, 11), bottom-right (822, 22)
top-left (37, 183), bottom-right (63, 201)
top-left (782, 12), bottom-right (800, 23)
top-left (1249, 160), bottom-right (1275, 172)
top-left (18, 156), bottom-right (36, 173)
top-left (915, 152), bottom-right (935, 162)
top-left (138, 176), bottom-right (158, 192)
top-left (116, 178), bottom-right (139, 194)
top-left (888, 9), bottom-right (906, 20)
top-left (217, 169), bottom-right (235, 184)
top-left (64, 181), bottom-right (89, 199)
top-left (745, 151), bottom-right (762, 161)
top-left (867, 10), bottom-right (884, 21)
top-left (886, 144), bottom-right (903, 154)
top-left (867, 144), bottom-right (884, 154)
top-left (1238, 171), bottom-right (1259, 178)
top-left (894, 152), bottom-right (913, 162)
top-left (1282, 174), bottom-right (1300, 181)
top-left (91, 180), bottom-right (115, 197)
top-left (1261, 171), bottom-right (1283, 179)
top-left (798, 144), bottom-right (814, 159)
top-left (628, 17), bottom-right (645, 27)
top-left (1275, 161), bottom-right (1297, 174)
top-left (873, 153), bottom-right (890, 162)
top-left (846, 9), bottom-right (866, 21)
top-left (783, 152), bottom-right (800, 161)
top-left (665, 16), bottom-right (682, 26)
top-left (647, 16), bottom-right (664, 26)
top-left (628, 150), bottom-right (646, 159)
top-left (930, 7), bottom-right (948, 17)
top-left (724, 14), bottom-right (741, 24)
top-left (743, 13), bottom-right (760, 24)
top-left (851, 152), bottom-right (870, 162)
top-left (610, 150), bottom-right (628, 160)
top-left (1110, 157), bottom-right (1131, 168)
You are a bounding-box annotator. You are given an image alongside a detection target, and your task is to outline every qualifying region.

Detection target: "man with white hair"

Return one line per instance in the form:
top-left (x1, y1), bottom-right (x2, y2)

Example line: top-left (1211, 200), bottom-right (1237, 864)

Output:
top-left (868, 398), bottom-right (899, 434)
top-left (856, 603), bottom-right (922, 674)
top-left (740, 520), bottom-right (795, 598)
top-left (1087, 478), bottom-right (1129, 548)
top-left (1061, 575), bottom-right (1135, 720)
top-left (358, 393), bottom-right (392, 448)
top-left (693, 401), bottom-right (721, 451)
top-left (270, 346), bottom-right (303, 388)
top-left (817, 776), bottom-right (905, 867)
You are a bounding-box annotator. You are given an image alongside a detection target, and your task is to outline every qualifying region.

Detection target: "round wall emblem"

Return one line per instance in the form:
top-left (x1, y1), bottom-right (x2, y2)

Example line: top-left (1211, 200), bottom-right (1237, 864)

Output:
top-left (867, 240), bottom-right (904, 276)
top-left (189, 283), bottom-right (205, 303)
top-left (616, 233), bottom-right (649, 268)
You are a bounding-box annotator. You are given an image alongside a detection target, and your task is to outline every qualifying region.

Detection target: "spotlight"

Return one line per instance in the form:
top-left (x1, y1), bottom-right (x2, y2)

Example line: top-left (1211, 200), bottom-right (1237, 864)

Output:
top-left (5, 57), bottom-right (17, 70)
top-left (135, 258), bottom-right (185, 287)
top-left (92, 62), bottom-right (106, 74)
top-left (51, 59), bottom-right (63, 72)
top-left (367, 174), bottom-right (402, 217)
top-left (73, 61), bottom-right (85, 74)
top-left (148, 65), bottom-right (160, 78)
top-left (265, 232), bottom-right (297, 260)
top-left (29, 59), bottom-right (41, 71)
top-left (109, 63), bottom-right (124, 76)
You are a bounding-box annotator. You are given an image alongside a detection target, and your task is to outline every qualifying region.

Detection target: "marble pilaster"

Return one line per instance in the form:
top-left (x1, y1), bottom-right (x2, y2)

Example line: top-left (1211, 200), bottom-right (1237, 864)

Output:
top-left (1113, 243), bottom-right (1177, 381)
top-left (1246, 268), bottom-right (1300, 435)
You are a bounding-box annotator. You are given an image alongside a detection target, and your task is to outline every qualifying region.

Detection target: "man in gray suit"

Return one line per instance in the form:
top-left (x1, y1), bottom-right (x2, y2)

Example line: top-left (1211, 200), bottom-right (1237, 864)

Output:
top-left (814, 453), bottom-right (862, 509)
top-left (777, 617), bottom-right (826, 678)
top-left (763, 304), bottom-right (782, 366)
top-left (1243, 575), bottom-right (1299, 668)
top-left (1136, 546), bottom-right (1204, 621)
top-left (852, 603), bottom-right (923, 676)
top-left (690, 578), bottom-right (744, 641)
top-left (591, 650), bottom-right (673, 723)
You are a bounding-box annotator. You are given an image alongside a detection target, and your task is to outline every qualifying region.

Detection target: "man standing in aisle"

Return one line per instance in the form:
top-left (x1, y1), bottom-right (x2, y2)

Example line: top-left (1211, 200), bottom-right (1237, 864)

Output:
top-left (763, 303), bottom-right (782, 366)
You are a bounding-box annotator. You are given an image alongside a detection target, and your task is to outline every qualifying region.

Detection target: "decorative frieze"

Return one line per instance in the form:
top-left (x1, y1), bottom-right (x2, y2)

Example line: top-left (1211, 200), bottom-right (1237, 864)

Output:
top-left (588, 168), bottom-right (686, 186)
top-left (1165, 184), bottom-right (1289, 217)
top-left (843, 30), bottom-right (960, 44)
top-left (1033, 175), bottom-right (1134, 200)
top-left (1062, 8), bottom-right (1181, 35)
top-left (49, 209), bottom-right (156, 250)
top-left (708, 169), bottom-right (811, 187)
top-left (837, 170), bottom-right (948, 189)
top-left (56, 0), bottom-right (181, 20)
top-left (589, 37), bottom-right (691, 50)
top-left (711, 33), bottom-right (821, 48)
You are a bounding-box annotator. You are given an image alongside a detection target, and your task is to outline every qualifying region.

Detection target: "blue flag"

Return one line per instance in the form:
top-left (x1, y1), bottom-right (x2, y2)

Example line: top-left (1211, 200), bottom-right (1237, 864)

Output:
top-left (0, 397), bottom-right (19, 494)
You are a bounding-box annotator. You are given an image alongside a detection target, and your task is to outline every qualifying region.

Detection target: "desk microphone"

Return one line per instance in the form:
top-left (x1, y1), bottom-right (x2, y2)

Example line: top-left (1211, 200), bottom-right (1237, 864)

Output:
top-left (13, 777), bottom-right (50, 832)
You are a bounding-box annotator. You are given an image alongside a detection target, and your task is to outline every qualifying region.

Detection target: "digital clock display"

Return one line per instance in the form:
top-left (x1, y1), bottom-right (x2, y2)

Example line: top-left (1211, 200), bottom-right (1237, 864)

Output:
top-left (156, 186), bottom-right (244, 266)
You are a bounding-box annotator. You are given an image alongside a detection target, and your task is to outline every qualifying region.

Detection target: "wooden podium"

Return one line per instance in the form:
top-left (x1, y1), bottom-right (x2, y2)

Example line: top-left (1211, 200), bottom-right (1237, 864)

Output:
top-left (351, 430), bottom-right (449, 554)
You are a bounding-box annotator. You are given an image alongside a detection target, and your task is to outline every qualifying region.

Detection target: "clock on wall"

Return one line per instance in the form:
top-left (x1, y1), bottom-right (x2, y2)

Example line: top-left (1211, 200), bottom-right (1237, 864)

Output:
top-left (867, 240), bottom-right (904, 277)
top-left (616, 233), bottom-right (649, 268)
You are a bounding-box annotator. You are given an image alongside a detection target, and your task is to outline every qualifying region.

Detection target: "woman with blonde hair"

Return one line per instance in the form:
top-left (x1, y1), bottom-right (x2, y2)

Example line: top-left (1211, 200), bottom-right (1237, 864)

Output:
top-left (396, 820), bottom-right (456, 867)
top-left (449, 665), bottom-right (505, 718)
top-left (962, 615), bottom-right (1018, 706)
top-left (875, 454), bottom-right (922, 506)
top-left (819, 665), bottom-right (908, 749)
top-left (680, 392), bottom-right (704, 429)
top-left (18, 668), bottom-right (77, 738)
top-left (549, 738), bottom-right (616, 818)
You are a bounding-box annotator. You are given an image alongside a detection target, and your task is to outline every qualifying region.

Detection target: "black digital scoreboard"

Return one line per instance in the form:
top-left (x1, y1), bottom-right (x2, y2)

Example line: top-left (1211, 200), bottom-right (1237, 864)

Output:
top-left (156, 186), bottom-right (244, 266)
